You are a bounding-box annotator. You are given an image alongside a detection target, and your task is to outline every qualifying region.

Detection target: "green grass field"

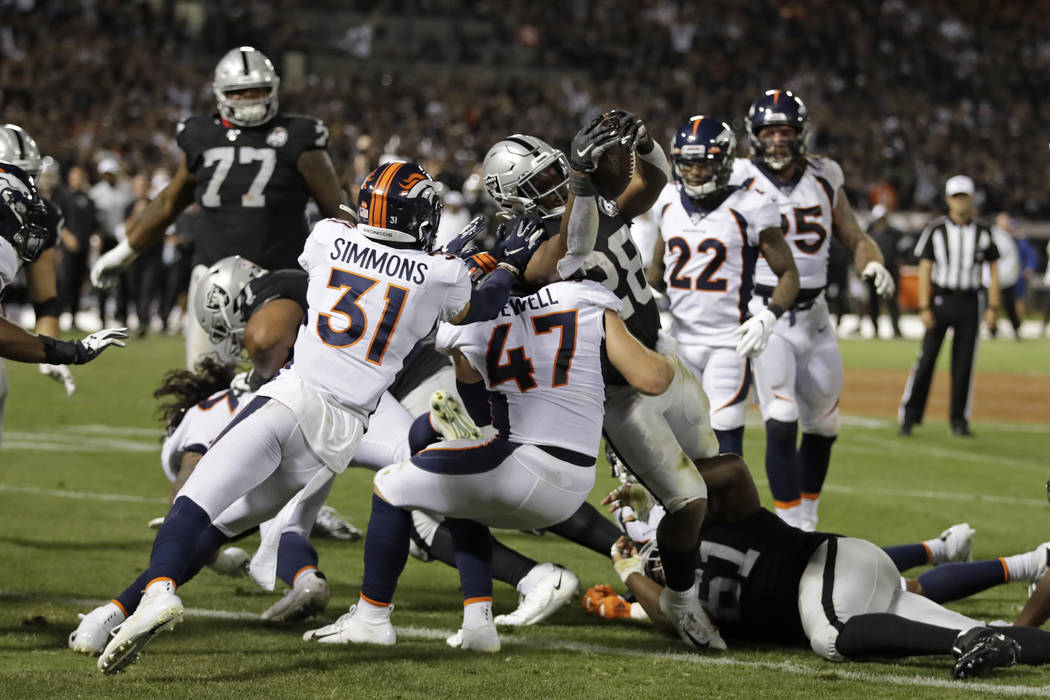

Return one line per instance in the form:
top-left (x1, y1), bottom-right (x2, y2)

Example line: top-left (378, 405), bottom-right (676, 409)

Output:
top-left (1, 334), bottom-right (1048, 698)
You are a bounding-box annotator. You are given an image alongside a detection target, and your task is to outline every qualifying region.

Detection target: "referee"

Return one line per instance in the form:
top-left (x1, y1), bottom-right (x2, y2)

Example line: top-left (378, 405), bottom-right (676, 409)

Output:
top-left (898, 175), bottom-right (1000, 437)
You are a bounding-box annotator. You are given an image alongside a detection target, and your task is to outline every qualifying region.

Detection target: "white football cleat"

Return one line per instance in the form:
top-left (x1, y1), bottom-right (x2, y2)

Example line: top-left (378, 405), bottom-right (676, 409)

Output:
top-left (69, 603), bottom-right (125, 656)
top-left (311, 505), bottom-right (363, 542)
top-left (262, 570), bottom-right (330, 622)
top-left (1027, 542), bottom-right (1050, 597)
top-left (207, 546), bottom-right (251, 577)
top-left (429, 391), bottom-right (482, 441)
top-left (936, 523), bottom-right (976, 564)
top-left (658, 584), bottom-right (726, 651)
top-left (302, 605), bottom-right (395, 645)
top-left (147, 516), bottom-right (165, 529)
top-left (97, 582), bottom-right (183, 674)
top-left (447, 622), bottom-right (500, 653)
top-left (494, 563), bottom-right (579, 626)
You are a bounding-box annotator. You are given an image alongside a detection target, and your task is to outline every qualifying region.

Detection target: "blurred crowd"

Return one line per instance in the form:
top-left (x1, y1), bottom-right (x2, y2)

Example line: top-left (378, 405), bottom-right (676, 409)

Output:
top-left (2, 0), bottom-right (1050, 333)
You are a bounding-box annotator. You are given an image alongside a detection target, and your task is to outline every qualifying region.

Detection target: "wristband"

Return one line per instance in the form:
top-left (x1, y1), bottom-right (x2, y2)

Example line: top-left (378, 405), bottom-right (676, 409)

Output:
top-left (33, 296), bottom-right (62, 319)
top-left (635, 136), bottom-right (655, 155)
top-left (40, 335), bottom-right (77, 364)
top-left (767, 303), bottom-right (785, 319)
top-left (568, 171), bottom-right (595, 197)
top-left (496, 262), bottom-right (520, 278)
top-left (636, 140), bottom-right (668, 176)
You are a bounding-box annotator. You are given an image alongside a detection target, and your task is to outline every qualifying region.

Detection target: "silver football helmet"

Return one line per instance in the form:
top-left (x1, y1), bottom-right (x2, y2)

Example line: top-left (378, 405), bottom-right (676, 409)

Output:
top-left (0, 124), bottom-right (43, 177)
top-left (193, 255), bottom-right (267, 357)
top-left (213, 46), bottom-right (280, 127)
top-left (482, 134), bottom-right (570, 220)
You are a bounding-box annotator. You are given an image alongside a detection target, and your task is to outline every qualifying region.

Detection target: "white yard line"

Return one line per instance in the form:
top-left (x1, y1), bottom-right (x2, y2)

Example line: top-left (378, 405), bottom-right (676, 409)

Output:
top-left (2, 590), bottom-right (1047, 696)
top-left (0, 484), bottom-right (166, 504)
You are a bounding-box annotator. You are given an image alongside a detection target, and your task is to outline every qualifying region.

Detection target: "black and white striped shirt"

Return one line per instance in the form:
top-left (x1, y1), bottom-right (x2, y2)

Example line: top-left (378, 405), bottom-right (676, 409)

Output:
top-left (913, 216), bottom-right (999, 291)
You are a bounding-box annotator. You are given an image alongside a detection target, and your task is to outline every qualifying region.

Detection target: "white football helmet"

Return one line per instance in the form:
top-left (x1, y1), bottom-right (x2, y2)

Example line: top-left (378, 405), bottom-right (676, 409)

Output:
top-left (0, 124), bottom-right (43, 177)
top-left (213, 46), bottom-right (280, 127)
top-left (482, 134), bottom-right (570, 220)
top-left (193, 255), bottom-right (267, 357)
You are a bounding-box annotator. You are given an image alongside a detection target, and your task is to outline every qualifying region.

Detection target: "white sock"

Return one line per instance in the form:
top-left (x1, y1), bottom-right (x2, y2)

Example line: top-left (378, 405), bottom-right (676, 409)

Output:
top-left (1003, 548), bottom-right (1047, 583)
top-left (922, 536), bottom-right (948, 565)
top-left (799, 496), bottom-right (819, 530)
top-left (516, 562), bottom-right (556, 596)
top-left (775, 506), bottom-right (801, 529)
top-left (356, 597), bottom-right (392, 623)
top-left (463, 599), bottom-right (493, 629)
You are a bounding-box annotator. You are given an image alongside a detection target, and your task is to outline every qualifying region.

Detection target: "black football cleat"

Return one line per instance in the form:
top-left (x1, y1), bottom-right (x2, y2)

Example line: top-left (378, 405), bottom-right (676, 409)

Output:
top-left (950, 627), bottom-right (1020, 680)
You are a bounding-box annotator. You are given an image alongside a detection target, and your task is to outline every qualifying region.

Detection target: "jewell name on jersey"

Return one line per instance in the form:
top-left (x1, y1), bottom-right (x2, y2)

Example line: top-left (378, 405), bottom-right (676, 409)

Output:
top-left (498, 287), bottom-right (560, 318)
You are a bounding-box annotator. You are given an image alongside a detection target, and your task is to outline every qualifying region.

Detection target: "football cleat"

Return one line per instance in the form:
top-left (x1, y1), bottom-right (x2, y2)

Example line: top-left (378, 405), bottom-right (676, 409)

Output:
top-left (658, 584), bottom-right (727, 651)
top-left (951, 627), bottom-right (1020, 679)
top-left (936, 523), bottom-right (976, 564)
top-left (429, 391), bottom-right (482, 441)
top-left (262, 570), bottom-right (330, 622)
top-left (97, 581), bottom-right (183, 674)
top-left (69, 603), bottom-right (125, 656)
top-left (207, 546), bottom-right (251, 577)
top-left (447, 622), bottom-right (500, 653)
top-left (302, 605), bottom-right (395, 645)
top-left (494, 563), bottom-right (578, 626)
top-left (311, 505), bottom-right (363, 542)
top-left (1026, 541), bottom-right (1050, 597)
top-left (147, 516), bottom-right (165, 529)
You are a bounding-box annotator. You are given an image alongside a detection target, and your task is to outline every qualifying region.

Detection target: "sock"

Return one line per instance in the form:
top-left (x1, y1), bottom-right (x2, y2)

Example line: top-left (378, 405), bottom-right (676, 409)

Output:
top-left (147, 496), bottom-right (212, 585)
top-left (456, 379), bottom-right (492, 427)
top-left (492, 538), bottom-right (539, 589)
top-left (764, 419), bottom-right (800, 506)
top-left (997, 626), bottom-right (1050, 665)
top-left (115, 570), bottom-right (155, 616)
top-left (547, 502), bottom-right (621, 556)
top-left (276, 531), bottom-right (319, 587)
top-left (1003, 548), bottom-right (1047, 583)
top-left (920, 535), bottom-right (948, 565)
top-left (659, 543), bottom-right (699, 592)
top-left (445, 517), bottom-right (494, 601)
top-left (799, 433), bottom-right (836, 496)
top-left (798, 495), bottom-right (819, 531)
top-left (775, 505), bottom-right (801, 528)
top-left (714, 427), bottom-right (744, 456)
top-left (463, 598), bottom-right (494, 629)
top-left (184, 525), bottom-right (231, 583)
top-left (883, 544), bottom-right (929, 572)
top-left (360, 494), bottom-right (412, 605)
top-left (356, 595), bottom-right (392, 622)
top-left (917, 560), bottom-right (1009, 603)
top-left (836, 613), bottom-right (957, 658)
top-left (408, 413), bottom-right (440, 454)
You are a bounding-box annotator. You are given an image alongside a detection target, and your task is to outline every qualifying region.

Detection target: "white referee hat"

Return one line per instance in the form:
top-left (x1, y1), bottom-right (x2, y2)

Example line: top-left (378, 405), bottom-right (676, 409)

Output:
top-left (945, 174), bottom-right (975, 196)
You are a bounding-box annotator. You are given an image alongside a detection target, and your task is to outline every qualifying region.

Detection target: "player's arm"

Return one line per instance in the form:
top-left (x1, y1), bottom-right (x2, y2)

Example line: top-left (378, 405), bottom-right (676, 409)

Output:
top-left (297, 149), bottom-right (351, 221)
top-left (450, 348), bottom-right (483, 383)
top-left (832, 188), bottom-right (896, 298)
top-left (0, 316), bottom-right (125, 364)
top-left (610, 110), bottom-right (669, 219)
top-left (645, 231), bottom-right (666, 292)
top-left (243, 299), bottom-right (304, 384)
top-left (604, 309), bottom-right (674, 395)
top-left (26, 247), bottom-right (60, 338)
top-left (917, 258), bottom-right (934, 329)
top-left (170, 451), bottom-right (204, 505)
top-left (758, 225), bottom-right (799, 311)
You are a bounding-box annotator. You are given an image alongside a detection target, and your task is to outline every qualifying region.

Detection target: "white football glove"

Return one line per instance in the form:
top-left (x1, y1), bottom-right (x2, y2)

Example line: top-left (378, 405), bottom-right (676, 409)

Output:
top-left (655, 329), bottom-right (678, 357)
top-left (733, 308), bottom-right (777, 357)
top-left (862, 261), bottom-right (895, 298)
top-left (90, 240), bottom-right (139, 289)
top-left (73, 327), bottom-right (128, 364)
top-left (611, 538), bottom-right (645, 585)
top-left (39, 363), bottom-right (76, 396)
top-left (229, 370), bottom-right (253, 395)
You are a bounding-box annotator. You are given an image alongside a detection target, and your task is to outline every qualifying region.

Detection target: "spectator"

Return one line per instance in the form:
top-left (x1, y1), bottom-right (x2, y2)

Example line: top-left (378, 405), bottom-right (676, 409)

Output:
top-left (984, 213), bottom-right (1022, 339)
top-left (865, 204), bottom-right (904, 338)
top-left (49, 165), bottom-right (98, 331)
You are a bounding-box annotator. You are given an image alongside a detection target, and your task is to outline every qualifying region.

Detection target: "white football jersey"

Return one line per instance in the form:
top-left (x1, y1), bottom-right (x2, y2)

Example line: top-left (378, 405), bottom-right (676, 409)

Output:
top-left (0, 237), bottom-right (18, 292)
top-left (292, 219), bottom-right (472, 414)
top-left (436, 280), bottom-right (621, 457)
top-left (730, 156), bottom-right (844, 289)
top-left (160, 388), bottom-right (256, 482)
top-left (657, 182), bottom-right (781, 347)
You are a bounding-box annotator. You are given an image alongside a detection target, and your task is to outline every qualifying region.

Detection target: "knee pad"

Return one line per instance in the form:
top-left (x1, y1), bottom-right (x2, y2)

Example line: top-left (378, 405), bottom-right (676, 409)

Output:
top-left (809, 626), bottom-right (845, 662)
top-left (801, 409), bottom-right (841, 437)
top-left (763, 396), bottom-right (798, 424)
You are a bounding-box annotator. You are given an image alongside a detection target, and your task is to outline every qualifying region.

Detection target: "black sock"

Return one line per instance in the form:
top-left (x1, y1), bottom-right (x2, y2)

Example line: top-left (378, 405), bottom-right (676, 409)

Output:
top-left (800, 433), bottom-right (836, 496)
top-left (445, 518), bottom-right (494, 601)
top-left (714, 427), bottom-right (744, 456)
top-left (660, 543), bottom-right (699, 592)
top-left (997, 626), bottom-right (1050, 665)
top-left (429, 522), bottom-right (538, 588)
top-left (360, 494), bottom-right (411, 604)
top-left (547, 502), bottom-right (620, 556)
top-left (836, 613), bottom-right (957, 658)
top-left (882, 544), bottom-right (929, 572)
top-left (764, 419), bottom-right (800, 504)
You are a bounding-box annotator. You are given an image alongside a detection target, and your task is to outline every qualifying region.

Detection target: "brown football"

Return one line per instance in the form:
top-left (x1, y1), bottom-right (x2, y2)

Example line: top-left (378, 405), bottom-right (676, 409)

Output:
top-left (590, 115), bottom-right (635, 200)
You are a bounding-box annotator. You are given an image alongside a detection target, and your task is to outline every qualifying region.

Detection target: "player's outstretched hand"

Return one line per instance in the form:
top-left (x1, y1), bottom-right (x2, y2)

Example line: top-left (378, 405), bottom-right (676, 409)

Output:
top-left (443, 216), bottom-right (488, 257)
top-left (73, 327), bottom-right (128, 364)
top-left (39, 363), bottom-right (76, 396)
top-left (733, 309), bottom-right (777, 358)
top-left (606, 108), bottom-right (651, 152)
top-left (495, 213), bottom-right (546, 275)
top-left (568, 116), bottom-right (621, 173)
top-left (90, 241), bottom-right (137, 289)
top-left (862, 261), bottom-right (895, 298)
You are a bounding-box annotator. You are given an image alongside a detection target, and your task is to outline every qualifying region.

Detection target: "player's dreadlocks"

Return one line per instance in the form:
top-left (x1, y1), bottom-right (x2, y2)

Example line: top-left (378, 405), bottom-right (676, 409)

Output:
top-left (154, 357), bottom-right (239, 436)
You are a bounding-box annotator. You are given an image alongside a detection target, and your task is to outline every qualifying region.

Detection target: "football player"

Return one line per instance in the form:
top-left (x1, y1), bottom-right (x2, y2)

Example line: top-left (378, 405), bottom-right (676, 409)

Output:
top-left (485, 112), bottom-right (725, 651)
top-left (646, 116), bottom-right (798, 456)
top-left (89, 46), bottom-right (351, 368)
top-left (730, 91), bottom-right (895, 531)
top-left (304, 268), bottom-right (677, 652)
top-left (93, 162), bottom-right (542, 674)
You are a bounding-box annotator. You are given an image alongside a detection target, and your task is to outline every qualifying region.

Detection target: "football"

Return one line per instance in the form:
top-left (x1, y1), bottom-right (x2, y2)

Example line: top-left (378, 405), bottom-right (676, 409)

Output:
top-left (589, 114), bottom-right (635, 200)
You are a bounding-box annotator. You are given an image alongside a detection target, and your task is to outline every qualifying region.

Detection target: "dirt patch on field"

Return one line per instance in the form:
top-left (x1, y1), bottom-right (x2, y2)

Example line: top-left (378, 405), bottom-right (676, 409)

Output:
top-left (844, 368), bottom-right (1050, 424)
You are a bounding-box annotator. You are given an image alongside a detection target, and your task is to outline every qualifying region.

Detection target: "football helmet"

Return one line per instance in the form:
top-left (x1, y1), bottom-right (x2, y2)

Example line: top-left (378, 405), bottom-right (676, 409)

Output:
top-left (671, 116), bottom-right (736, 198)
top-left (745, 89), bottom-right (810, 170)
top-left (638, 539), bottom-right (664, 586)
top-left (0, 163), bottom-right (54, 262)
top-left (0, 124), bottom-right (42, 177)
top-left (357, 161), bottom-right (442, 250)
top-left (192, 255), bottom-right (267, 357)
top-left (213, 46), bottom-right (280, 127)
top-left (482, 135), bottom-right (570, 220)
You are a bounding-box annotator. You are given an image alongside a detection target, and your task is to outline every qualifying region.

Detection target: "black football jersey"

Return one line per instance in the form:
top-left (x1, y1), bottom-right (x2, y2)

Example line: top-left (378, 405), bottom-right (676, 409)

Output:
top-left (177, 113), bottom-right (329, 270)
top-left (696, 508), bottom-right (831, 645)
top-left (244, 269), bottom-right (308, 319)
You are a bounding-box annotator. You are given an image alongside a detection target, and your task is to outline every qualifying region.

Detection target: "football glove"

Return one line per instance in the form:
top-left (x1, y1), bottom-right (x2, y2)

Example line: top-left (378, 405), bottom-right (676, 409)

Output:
top-left (39, 363), bottom-right (76, 396)
top-left (72, 327), bottom-right (128, 364)
top-left (606, 108), bottom-right (651, 153)
top-left (442, 215), bottom-right (488, 258)
top-left (495, 213), bottom-right (546, 275)
top-left (862, 261), bottom-right (895, 298)
top-left (583, 584), bottom-right (618, 614)
top-left (568, 115), bottom-right (621, 173)
top-left (90, 240), bottom-right (138, 289)
top-left (733, 308), bottom-right (778, 357)
top-left (611, 536), bottom-right (645, 584)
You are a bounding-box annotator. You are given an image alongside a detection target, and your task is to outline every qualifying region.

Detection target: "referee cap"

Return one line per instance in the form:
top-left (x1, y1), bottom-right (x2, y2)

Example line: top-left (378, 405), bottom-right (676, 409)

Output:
top-left (945, 175), bottom-right (974, 196)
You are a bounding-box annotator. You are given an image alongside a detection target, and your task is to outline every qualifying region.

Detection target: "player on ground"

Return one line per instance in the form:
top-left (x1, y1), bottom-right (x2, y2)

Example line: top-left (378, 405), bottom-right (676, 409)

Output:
top-left (729, 90), bottom-right (894, 531)
top-left (488, 112), bottom-right (725, 650)
top-left (646, 116), bottom-right (798, 456)
top-left (89, 46), bottom-right (350, 367)
top-left (303, 275), bottom-right (676, 652)
top-left (93, 163), bottom-right (540, 674)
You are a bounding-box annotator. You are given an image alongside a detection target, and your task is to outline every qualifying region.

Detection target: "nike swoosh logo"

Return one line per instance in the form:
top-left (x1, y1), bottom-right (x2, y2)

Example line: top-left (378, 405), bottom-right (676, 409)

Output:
top-left (576, 145), bottom-right (594, 158)
top-left (683, 628), bottom-right (709, 649)
top-left (553, 572), bottom-right (563, 590)
top-left (307, 630), bottom-right (338, 641)
top-left (817, 325), bottom-right (828, 333)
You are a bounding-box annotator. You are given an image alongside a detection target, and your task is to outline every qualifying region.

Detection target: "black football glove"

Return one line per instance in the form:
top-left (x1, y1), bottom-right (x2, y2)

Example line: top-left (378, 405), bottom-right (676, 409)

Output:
top-left (606, 108), bottom-right (652, 153)
top-left (494, 213), bottom-right (547, 275)
top-left (568, 115), bottom-right (621, 173)
top-left (442, 215), bottom-right (488, 258)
